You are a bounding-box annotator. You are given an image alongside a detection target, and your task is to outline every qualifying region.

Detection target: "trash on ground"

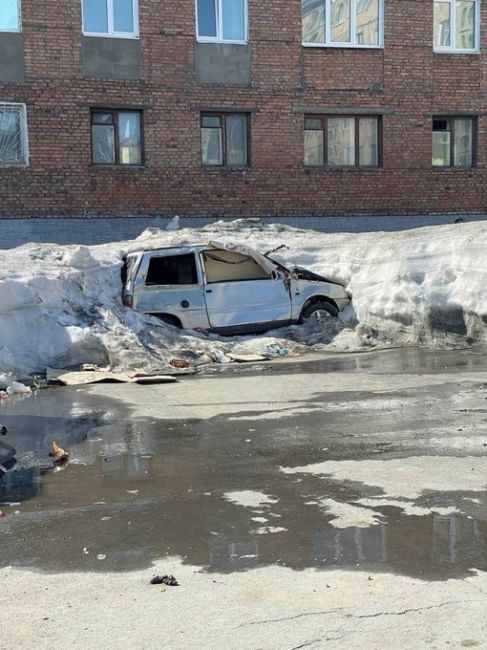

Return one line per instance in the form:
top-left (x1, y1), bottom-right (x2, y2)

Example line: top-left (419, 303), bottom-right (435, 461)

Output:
top-left (6, 382), bottom-right (32, 396)
top-left (0, 391), bottom-right (8, 401)
top-left (0, 510), bottom-right (5, 518)
top-left (150, 575), bottom-right (179, 586)
top-left (50, 441), bottom-right (70, 464)
top-left (46, 367), bottom-right (178, 386)
top-left (0, 425), bottom-right (7, 436)
top-left (227, 353), bottom-right (268, 363)
top-left (97, 554), bottom-right (107, 561)
top-left (170, 358), bottom-right (190, 369)
top-left (210, 350), bottom-right (231, 364)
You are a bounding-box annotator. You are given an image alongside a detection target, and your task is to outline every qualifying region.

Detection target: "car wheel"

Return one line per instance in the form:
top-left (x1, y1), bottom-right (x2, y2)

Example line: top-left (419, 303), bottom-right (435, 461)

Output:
top-left (300, 300), bottom-right (338, 324)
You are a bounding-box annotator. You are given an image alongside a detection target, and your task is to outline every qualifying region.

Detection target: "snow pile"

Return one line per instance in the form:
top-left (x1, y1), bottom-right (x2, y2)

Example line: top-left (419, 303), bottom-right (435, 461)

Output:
top-left (0, 220), bottom-right (486, 381)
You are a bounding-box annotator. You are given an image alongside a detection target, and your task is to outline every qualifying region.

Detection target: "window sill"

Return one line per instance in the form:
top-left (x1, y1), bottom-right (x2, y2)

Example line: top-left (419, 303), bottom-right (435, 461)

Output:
top-left (83, 32), bottom-right (140, 40)
top-left (433, 48), bottom-right (479, 55)
top-left (302, 42), bottom-right (383, 50)
top-left (0, 28), bottom-right (22, 33)
top-left (202, 165), bottom-right (251, 171)
top-left (303, 166), bottom-right (382, 171)
top-left (0, 162), bottom-right (28, 168)
top-left (431, 165), bottom-right (476, 170)
top-left (197, 38), bottom-right (248, 46)
top-left (91, 164), bottom-right (146, 170)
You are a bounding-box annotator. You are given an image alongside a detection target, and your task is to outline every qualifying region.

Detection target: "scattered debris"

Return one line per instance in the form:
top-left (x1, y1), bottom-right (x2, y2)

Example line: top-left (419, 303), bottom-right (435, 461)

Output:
top-left (0, 391), bottom-right (8, 401)
top-left (210, 350), bottom-right (231, 364)
top-left (50, 441), bottom-right (70, 464)
top-left (170, 358), bottom-right (190, 369)
top-left (6, 382), bottom-right (32, 396)
top-left (97, 554), bottom-right (107, 561)
top-left (0, 425), bottom-right (7, 436)
top-left (150, 575), bottom-right (179, 586)
top-left (46, 367), bottom-right (178, 386)
top-left (0, 510), bottom-right (5, 518)
top-left (227, 353), bottom-right (268, 363)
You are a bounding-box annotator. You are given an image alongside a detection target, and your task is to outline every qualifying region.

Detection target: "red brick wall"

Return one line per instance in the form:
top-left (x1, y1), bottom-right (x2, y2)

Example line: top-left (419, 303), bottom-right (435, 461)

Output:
top-left (1, 0), bottom-right (487, 218)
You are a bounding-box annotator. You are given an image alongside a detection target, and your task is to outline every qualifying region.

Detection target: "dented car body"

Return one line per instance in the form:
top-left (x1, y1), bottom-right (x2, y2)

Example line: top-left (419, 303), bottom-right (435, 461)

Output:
top-left (122, 242), bottom-right (349, 334)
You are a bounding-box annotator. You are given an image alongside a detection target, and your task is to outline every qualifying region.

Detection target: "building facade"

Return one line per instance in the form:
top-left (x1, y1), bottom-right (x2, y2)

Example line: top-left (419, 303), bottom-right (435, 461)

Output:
top-left (0, 0), bottom-right (486, 219)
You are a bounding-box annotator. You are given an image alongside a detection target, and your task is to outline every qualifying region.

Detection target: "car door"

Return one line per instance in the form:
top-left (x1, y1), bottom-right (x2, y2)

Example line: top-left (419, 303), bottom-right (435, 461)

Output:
top-left (134, 250), bottom-right (209, 328)
top-left (201, 249), bottom-right (292, 328)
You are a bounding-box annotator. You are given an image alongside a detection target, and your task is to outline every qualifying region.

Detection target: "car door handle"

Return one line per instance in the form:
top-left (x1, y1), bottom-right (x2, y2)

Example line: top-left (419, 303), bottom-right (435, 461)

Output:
top-left (206, 289), bottom-right (212, 293)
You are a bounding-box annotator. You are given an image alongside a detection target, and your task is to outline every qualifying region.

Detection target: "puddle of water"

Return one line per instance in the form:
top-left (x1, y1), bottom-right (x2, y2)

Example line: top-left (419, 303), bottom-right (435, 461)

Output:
top-left (1, 351), bottom-right (487, 581)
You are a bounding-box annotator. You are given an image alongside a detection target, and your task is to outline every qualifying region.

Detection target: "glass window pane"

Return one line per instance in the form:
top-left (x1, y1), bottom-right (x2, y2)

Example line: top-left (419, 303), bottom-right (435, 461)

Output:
top-left (83, 0), bottom-right (109, 33)
top-left (92, 113), bottom-right (113, 125)
top-left (222, 0), bottom-right (246, 41)
top-left (305, 118), bottom-right (323, 130)
top-left (0, 0), bottom-right (20, 31)
top-left (356, 0), bottom-right (379, 45)
top-left (119, 113), bottom-right (142, 165)
top-left (359, 118), bottom-right (378, 166)
top-left (434, 1), bottom-right (451, 46)
top-left (202, 115), bottom-right (221, 128)
top-left (0, 106), bottom-right (23, 164)
top-left (197, 0), bottom-right (217, 37)
top-left (302, 0), bottom-right (326, 44)
top-left (432, 131), bottom-right (451, 166)
top-left (113, 0), bottom-right (134, 32)
top-left (331, 0), bottom-right (351, 42)
top-left (456, 0), bottom-right (475, 49)
top-left (304, 130), bottom-right (324, 166)
top-left (92, 124), bottom-right (115, 164)
top-left (453, 118), bottom-right (473, 166)
top-left (328, 117), bottom-right (355, 165)
top-left (202, 128), bottom-right (223, 165)
top-left (225, 114), bottom-right (247, 166)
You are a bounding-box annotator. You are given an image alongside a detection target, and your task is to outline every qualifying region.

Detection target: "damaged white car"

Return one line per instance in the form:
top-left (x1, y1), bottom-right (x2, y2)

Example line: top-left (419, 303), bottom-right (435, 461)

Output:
top-left (122, 242), bottom-right (349, 334)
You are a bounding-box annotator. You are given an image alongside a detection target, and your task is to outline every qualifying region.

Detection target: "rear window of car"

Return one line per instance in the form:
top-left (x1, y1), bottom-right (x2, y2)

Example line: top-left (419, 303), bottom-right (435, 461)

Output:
top-left (145, 254), bottom-right (198, 286)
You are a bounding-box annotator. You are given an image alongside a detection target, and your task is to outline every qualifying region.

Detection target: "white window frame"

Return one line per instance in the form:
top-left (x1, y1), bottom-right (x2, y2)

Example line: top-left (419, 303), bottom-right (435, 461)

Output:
top-left (0, 102), bottom-right (29, 167)
top-left (195, 0), bottom-right (248, 45)
top-left (82, 0), bottom-right (139, 39)
top-left (434, 0), bottom-right (480, 53)
top-left (302, 0), bottom-right (384, 49)
top-left (0, 0), bottom-right (22, 33)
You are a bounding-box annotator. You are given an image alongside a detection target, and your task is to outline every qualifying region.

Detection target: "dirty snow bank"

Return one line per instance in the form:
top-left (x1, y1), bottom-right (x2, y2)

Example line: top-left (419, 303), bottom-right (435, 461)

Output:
top-left (0, 220), bottom-right (486, 381)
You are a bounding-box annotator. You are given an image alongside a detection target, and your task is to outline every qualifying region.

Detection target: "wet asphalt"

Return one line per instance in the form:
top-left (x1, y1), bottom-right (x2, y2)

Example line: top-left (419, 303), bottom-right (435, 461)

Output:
top-left (1, 346), bottom-right (487, 581)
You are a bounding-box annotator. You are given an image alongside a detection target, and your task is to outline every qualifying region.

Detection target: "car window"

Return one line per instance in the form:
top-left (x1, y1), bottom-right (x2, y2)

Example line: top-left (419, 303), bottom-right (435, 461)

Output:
top-left (203, 250), bottom-right (270, 283)
top-left (145, 253), bottom-right (198, 286)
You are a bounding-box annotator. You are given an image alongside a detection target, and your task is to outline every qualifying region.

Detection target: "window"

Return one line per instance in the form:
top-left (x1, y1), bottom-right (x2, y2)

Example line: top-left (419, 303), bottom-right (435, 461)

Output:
top-left (82, 0), bottom-right (139, 38)
top-left (196, 0), bottom-right (248, 43)
top-left (91, 110), bottom-right (142, 166)
top-left (0, 103), bottom-right (28, 166)
top-left (432, 117), bottom-right (475, 167)
top-left (201, 113), bottom-right (249, 167)
top-left (0, 0), bottom-right (21, 31)
top-left (145, 254), bottom-right (198, 286)
top-left (304, 115), bottom-right (380, 167)
top-left (434, 0), bottom-right (478, 52)
top-left (301, 0), bottom-right (383, 47)
top-left (203, 250), bottom-right (269, 283)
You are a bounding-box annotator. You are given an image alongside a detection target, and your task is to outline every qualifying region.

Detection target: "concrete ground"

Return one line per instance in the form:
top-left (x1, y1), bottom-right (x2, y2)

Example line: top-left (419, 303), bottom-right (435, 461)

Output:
top-left (1, 347), bottom-right (487, 649)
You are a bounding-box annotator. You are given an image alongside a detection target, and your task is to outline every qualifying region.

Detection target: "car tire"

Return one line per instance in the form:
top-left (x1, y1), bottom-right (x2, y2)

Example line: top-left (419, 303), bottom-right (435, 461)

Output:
top-left (300, 300), bottom-right (338, 324)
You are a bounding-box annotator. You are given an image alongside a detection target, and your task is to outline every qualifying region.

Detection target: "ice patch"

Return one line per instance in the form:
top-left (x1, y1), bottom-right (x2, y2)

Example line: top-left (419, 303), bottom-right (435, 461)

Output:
top-left (223, 490), bottom-right (279, 509)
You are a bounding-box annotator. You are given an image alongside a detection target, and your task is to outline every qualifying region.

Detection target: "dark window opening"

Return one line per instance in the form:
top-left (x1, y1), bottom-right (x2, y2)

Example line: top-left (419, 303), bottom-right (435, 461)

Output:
top-left (145, 254), bottom-right (198, 286)
top-left (432, 116), bottom-right (475, 167)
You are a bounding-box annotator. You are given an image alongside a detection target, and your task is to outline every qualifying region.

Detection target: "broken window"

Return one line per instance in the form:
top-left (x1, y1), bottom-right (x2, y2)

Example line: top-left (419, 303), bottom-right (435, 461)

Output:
top-left (0, 103), bottom-right (28, 166)
top-left (145, 254), bottom-right (198, 286)
top-left (432, 116), bottom-right (475, 167)
top-left (203, 250), bottom-right (270, 283)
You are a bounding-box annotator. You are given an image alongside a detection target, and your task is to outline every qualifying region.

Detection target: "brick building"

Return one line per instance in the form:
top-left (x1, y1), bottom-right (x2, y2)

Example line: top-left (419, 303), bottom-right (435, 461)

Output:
top-left (0, 0), bottom-right (486, 220)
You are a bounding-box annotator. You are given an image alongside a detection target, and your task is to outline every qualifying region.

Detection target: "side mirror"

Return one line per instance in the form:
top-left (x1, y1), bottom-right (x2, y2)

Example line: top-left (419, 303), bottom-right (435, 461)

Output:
top-left (271, 270), bottom-right (279, 280)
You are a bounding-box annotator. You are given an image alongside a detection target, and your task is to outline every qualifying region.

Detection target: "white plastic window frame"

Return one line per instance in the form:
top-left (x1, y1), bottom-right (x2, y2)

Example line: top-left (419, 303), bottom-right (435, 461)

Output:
top-left (0, 102), bottom-right (29, 167)
top-left (0, 0), bottom-right (22, 33)
top-left (195, 0), bottom-right (249, 45)
top-left (434, 0), bottom-right (480, 53)
top-left (82, 0), bottom-right (139, 39)
top-left (302, 0), bottom-right (384, 49)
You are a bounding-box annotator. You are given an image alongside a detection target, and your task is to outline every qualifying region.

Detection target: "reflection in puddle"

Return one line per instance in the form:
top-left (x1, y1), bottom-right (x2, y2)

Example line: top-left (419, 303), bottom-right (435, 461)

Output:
top-left (1, 376), bottom-right (487, 580)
